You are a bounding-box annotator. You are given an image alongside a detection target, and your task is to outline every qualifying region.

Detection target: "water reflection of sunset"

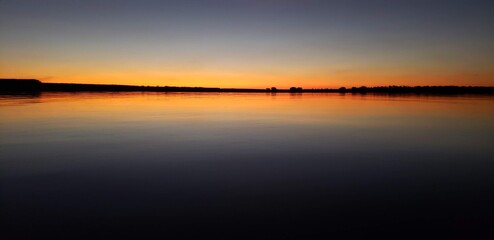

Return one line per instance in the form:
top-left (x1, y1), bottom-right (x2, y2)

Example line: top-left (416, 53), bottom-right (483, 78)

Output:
top-left (2, 92), bottom-right (493, 128)
top-left (2, 93), bottom-right (494, 238)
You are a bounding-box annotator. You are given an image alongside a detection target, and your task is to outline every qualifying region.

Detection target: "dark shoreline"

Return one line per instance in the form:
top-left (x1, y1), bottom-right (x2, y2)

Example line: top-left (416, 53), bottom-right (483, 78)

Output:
top-left (1, 78), bottom-right (494, 95)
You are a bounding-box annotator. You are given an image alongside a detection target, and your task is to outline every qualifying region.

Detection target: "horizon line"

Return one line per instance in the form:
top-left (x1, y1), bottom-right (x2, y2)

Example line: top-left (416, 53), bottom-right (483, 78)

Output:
top-left (2, 78), bottom-right (494, 90)
top-left (1, 78), bottom-right (494, 95)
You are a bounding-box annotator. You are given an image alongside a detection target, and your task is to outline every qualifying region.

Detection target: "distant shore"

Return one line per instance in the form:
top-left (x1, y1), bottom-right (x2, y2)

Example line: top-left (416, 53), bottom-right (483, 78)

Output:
top-left (1, 78), bottom-right (494, 95)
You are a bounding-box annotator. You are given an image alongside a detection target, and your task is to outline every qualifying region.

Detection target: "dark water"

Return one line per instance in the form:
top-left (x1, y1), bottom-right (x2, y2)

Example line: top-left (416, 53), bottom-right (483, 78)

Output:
top-left (1, 93), bottom-right (494, 239)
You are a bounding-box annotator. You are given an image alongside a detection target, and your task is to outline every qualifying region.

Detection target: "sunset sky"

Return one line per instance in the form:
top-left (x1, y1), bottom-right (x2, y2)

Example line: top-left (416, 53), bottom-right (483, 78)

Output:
top-left (1, 0), bottom-right (493, 88)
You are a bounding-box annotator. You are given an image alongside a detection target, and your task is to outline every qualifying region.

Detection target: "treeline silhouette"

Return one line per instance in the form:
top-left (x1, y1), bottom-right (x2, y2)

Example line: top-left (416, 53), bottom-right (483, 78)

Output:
top-left (305, 86), bottom-right (494, 94)
top-left (1, 79), bottom-right (493, 95)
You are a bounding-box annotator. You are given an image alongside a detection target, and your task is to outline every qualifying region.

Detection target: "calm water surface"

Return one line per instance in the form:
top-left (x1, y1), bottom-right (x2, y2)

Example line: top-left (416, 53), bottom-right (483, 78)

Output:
top-left (1, 92), bottom-right (494, 238)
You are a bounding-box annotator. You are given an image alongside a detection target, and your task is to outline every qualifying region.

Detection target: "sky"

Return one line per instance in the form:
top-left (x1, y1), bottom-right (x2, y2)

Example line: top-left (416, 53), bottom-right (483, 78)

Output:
top-left (1, 0), bottom-right (493, 88)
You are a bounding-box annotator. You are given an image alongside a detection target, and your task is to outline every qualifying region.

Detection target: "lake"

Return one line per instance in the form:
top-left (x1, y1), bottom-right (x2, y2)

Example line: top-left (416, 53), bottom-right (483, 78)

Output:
top-left (1, 92), bottom-right (494, 239)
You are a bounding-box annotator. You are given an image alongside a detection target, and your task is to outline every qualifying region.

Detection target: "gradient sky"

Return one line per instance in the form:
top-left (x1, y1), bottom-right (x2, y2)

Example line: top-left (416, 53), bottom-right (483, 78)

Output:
top-left (1, 0), bottom-right (493, 88)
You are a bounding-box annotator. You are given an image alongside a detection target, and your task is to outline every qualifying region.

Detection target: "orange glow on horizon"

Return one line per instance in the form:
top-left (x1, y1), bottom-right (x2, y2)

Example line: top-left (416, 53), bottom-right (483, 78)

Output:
top-left (1, 71), bottom-right (492, 89)
top-left (1, 58), bottom-right (493, 88)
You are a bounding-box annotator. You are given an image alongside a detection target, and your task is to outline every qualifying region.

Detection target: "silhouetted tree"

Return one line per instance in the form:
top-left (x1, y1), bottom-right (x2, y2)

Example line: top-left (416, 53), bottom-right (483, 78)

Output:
top-left (290, 87), bottom-right (303, 92)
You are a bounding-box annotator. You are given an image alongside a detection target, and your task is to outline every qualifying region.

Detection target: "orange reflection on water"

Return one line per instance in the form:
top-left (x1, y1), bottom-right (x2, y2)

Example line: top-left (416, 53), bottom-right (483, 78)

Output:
top-left (2, 92), bottom-right (494, 127)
